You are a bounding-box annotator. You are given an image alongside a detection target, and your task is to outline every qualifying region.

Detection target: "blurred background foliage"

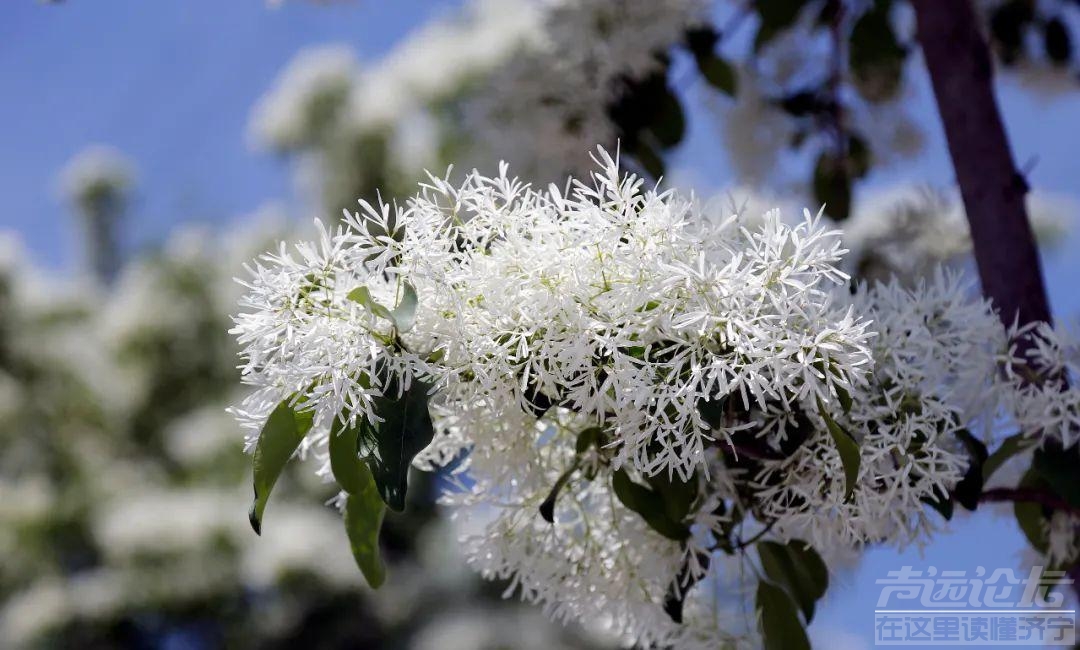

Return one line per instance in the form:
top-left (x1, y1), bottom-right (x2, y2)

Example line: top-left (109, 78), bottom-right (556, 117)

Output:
top-left (1, 0), bottom-right (1078, 648)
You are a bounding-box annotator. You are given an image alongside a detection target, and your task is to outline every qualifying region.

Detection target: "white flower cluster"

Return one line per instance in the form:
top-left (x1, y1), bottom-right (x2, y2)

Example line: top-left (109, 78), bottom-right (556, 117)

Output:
top-left (230, 150), bottom-right (1078, 647)
top-left (464, 0), bottom-right (708, 181)
top-left (249, 0), bottom-right (540, 155)
top-left (841, 185), bottom-right (1073, 284)
top-left (1011, 322), bottom-right (1080, 449)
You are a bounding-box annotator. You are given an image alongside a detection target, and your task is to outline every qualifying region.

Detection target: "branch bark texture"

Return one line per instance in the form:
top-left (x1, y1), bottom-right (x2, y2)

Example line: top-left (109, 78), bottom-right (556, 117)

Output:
top-left (910, 0), bottom-right (1053, 330)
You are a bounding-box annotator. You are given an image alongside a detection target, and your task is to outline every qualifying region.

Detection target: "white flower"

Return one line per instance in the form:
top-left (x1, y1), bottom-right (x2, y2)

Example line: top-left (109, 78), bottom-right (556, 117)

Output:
top-left (248, 45), bottom-right (358, 151)
top-left (230, 147), bottom-right (1043, 647)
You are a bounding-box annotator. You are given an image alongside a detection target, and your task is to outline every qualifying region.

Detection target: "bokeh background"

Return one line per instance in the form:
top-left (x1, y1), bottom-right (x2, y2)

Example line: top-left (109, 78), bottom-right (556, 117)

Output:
top-left (1, 1), bottom-right (1079, 648)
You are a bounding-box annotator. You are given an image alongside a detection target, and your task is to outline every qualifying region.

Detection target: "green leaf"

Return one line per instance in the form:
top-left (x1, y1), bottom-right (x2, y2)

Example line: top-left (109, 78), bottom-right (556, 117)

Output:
top-left (813, 153), bottom-right (852, 222)
top-left (848, 1), bottom-right (906, 102)
top-left (358, 377), bottom-right (436, 512)
top-left (664, 547), bottom-right (710, 623)
top-left (812, 359), bottom-right (853, 414)
top-left (696, 395), bottom-right (728, 429)
top-left (684, 26), bottom-right (719, 60)
top-left (834, 384), bottom-right (853, 414)
top-left (611, 469), bottom-right (690, 541)
top-left (983, 432), bottom-right (1034, 481)
top-left (347, 286), bottom-right (395, 324)
top-left (753, 0), bottom-right (803, 54)
top-left (539, 461), bottom-right (580, 524)
top-left (922, 486), bottom-right (954, 521)
top-left (817, 398), bottom-right (860, 503)
top-left (753, 21), bottom-right (783, 54)
top-left (1032, 444), bottom-right (1080, 510)
top-left (343, 470), bottom-right (387, 589)
top-left (847, 134), bottom-right (873, 179)
top-left (756, 580), bottom-right (811, 650)
top-left (633, 140), bottom-right (665, 180)
top-left (392, 281), bottom-right (418, 332)
top-left (649, 88), bottom-right (686, 148)
top-left (1044, 18), bottom-right (1072, 65)
top-left (697, 54), bottom-right (737, 97)
top-left (757, 540), bottom-right (828, 623)
top-left (575, 426), bottom-right (604, 454)
top-left (954, 430), bottom-right (988, 512)
top-left (329, 414), bottom-right (368, 495)
top-left (1015, 469), bottom-right (1050, 553)
top-left (645, 471), bottom-right (699, 523)
top-left (249, 399), bottom-right (314, 535)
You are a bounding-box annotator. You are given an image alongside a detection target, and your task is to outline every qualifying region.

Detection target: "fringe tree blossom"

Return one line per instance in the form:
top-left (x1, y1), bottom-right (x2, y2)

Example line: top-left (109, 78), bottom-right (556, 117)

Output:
top-left (230, 150), bottom-right (1079, 647)
top-left (465, 0), bottom-right (709, 181)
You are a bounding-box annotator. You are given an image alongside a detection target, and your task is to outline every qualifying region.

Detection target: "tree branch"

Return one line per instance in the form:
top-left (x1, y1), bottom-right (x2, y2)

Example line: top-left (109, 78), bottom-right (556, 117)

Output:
top-left (981, 487), bottom-right (1080, 515)
top-left (910, 0), bottom-right (1053, 333)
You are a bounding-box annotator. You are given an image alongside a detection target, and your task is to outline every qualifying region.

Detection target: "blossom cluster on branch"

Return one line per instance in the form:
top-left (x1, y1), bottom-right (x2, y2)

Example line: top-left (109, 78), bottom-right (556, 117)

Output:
top-left (230, 150), bottom-right (1080, 648)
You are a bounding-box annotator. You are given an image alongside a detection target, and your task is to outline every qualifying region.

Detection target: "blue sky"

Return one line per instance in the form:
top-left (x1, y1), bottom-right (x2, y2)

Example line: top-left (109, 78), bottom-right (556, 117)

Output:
top-left (0, 0), bottom-right (462, 267)
top-left (2, 2), bottom-right (1079, 648)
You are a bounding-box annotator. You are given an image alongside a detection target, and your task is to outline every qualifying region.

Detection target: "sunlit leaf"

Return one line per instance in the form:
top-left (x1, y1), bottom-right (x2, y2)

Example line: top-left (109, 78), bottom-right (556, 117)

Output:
top-left (347, 286), bottom-right (395, 324)
top-left (756, 580), bottom-right (811, 650)
top-left (817, 398), bottom-right (860, 503)
top-left (392, 281), bottom-right (418, 332)
top-left (249, 399), bottom-right (313, 535)
top-left (343, 468), bottom-right (387, 589)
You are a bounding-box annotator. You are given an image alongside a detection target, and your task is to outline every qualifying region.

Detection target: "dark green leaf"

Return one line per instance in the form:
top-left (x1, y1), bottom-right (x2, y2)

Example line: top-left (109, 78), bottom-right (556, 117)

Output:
top-left (753, 21), bottom-right (783, 54)
top-left (954, 430), bottom-right (988, 511)
top-left (983, 432), bottom-right (1034, 481)
top-left (777, 409), bottom-right (815, 458)
top-left (575, 426), bottom-right (604, 454)
top-left (1044, 18), bottom-right (1072, 65)
top-left (539, 461), bottom-right (580, 524)
top-left (834, 384), bottom-right (853, 414)
top-left (645, 471), bottom-right (698, 523)
top-left (343, 469), bottom-right (387, 588)
top-left (697, 395), bottom-right (728, 429)
top-left (778, 90), bottom-right (830, 117)
top-left (611, 469), bottom-right (690, 541)
top-left (358, 377), bottom-right (436, 512)
top-left (757, 540), bottom-right (828, 623)
top-left (922, 486), bottom-right (954, 521)
top-left (1033, 444), bottom-right (1080, 510)
top-left (664, 547), bottom-right (710, 623)
top-left (329, 414), bottom-right (368, 495)
top-left (847, 134), bottom-right (873, 179)
top-left (684, 26), bottom-right (719, 59)
top-left (756, 580), bottom-right (811, 650)
top-left (633, 140), bottom-right (665, 180)
top-left (849, 2), bottom-right (906, 102)
top-left (1015, 469), bottom-right (1050, 553)
top-left (753, 0), bottom-right (804, 54)
top-left (249, 399), bottom-right (314, 535)
top-left (990, 0), bottom-right (1035, 65)
top-left (817, 398), bottom-right (860, 503)
top-left (649, 88), bottom-right (686, 148)
top-left (813, 153), bottom-right (852, 222)
top-left (697, 55), bottom-right (738, 97)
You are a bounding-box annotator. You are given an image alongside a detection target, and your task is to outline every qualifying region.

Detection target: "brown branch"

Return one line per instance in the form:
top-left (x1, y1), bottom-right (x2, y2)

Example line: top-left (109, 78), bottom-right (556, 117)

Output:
top-left (910, 0), bottom-right (1053, 335)
top-left (980, 487), bottom-right (1080, 515)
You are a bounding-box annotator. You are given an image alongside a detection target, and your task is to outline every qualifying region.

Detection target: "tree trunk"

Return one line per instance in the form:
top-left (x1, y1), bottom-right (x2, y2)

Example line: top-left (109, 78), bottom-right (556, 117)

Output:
top-left (911, 0), bottom-right (1080, 597)
top-left (910, 0), bottom-right (1053, 331)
